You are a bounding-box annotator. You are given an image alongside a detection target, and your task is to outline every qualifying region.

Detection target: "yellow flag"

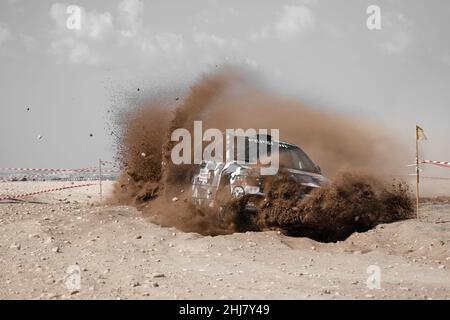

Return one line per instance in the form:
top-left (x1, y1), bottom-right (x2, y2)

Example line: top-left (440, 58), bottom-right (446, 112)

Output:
top-left (416, 125), bottom-right (427, 140)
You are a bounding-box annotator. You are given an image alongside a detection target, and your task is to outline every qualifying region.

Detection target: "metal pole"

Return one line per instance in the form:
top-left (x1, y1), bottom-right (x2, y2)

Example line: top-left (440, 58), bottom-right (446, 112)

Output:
top-left (415, 135), bottom-right (420, 219)
top-left (99, 159), bottom-right (103, 203)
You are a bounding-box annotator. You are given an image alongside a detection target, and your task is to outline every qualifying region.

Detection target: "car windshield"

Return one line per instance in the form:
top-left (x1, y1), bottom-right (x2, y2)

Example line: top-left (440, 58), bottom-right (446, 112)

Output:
top-left (278, 147), bottom-right (318, 173)
top-left (234, 137), bottom-right (319, 173)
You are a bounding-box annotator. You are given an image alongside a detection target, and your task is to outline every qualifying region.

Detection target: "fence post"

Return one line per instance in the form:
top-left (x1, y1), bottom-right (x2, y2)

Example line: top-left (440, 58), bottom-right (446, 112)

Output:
top-left (99, 159), bottom-right (103, 203)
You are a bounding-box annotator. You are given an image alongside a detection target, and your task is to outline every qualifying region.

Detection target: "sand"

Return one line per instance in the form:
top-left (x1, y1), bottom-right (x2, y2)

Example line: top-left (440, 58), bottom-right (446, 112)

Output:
top-left (0, 181), bottom-right (449, 299)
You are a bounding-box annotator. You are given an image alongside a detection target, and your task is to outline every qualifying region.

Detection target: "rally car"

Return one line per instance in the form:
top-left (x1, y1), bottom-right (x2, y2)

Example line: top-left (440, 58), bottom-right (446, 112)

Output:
top-left (191, 133), bottom-right (328, 215)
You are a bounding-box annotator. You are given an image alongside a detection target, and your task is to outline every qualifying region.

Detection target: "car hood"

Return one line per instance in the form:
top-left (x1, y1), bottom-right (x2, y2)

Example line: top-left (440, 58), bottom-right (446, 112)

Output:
top-left (230, 163), bottom-right (328, 188)
top-left (282, 168), bottom-right (328, 188)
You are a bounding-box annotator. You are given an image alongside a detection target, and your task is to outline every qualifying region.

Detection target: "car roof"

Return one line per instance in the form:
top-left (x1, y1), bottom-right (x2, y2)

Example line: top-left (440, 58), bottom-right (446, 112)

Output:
top-left (223, 132), bottom-right (298, 149)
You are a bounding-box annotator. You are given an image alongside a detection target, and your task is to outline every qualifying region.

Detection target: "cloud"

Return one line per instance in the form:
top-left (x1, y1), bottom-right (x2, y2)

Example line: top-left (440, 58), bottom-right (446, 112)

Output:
top-left (48, 2), bottom-right (188, 65)
top-left (192, 27), bottom-right (243, 53)
top-left (20, 34), bottom-right (38, 51)
top-left (116, 1), bottom-right (184, 58)
top-left (117, 0), bottom-right (143, 37)
top-left (381, 30), bottom-right (411, 54)
top-left (45, 2), bottom-right (257, 69)
top-left (244, 57), bottom-right (258, 68)
top-left (250, 4), bottom-right (316, 42)
top-left (49, 3), bottom-right (114, 40)
top-left (0, 25), bottom-right (11, 47)
top-left (193, 30), bottom-right (226, 48)
top-left (50, 38), bottom-right (101, 65)
top-left (250, 26), bottom-right (270, 42)
top-left (156, 32), bottom-right (184, 55)
top-left (274, 5), bottom-right (315, 41)
top-left (49, 3), bottom-right (114, 65)
top-left (380, 13), bottom-right (412, 55)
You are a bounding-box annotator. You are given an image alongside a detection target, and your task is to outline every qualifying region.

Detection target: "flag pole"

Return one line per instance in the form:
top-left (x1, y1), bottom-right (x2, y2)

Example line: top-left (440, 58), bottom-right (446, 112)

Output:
top-left (99, 159), bottom-right (103, 203)
top-left (415, 128), bottom-right (420, 219)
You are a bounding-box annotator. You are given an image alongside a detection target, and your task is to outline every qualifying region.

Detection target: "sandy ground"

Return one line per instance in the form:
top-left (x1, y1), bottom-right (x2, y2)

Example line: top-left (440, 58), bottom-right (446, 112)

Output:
top-left (0, 181), bottom-right (449, 300)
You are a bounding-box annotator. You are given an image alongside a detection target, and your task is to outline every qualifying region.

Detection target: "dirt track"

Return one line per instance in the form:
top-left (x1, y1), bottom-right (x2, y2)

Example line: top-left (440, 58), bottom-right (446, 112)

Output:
top-left (0, 181), bottom-right (449, 299)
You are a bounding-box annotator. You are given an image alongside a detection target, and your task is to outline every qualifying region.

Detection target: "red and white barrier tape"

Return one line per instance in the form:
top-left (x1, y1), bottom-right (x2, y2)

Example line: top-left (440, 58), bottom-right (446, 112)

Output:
top-left (0, 174), bottom-right (109, 182)
top-left (0, 168), bottom-right (119, 174)
top-left (98, 169), bottom-right (120, 173)
top-left (421, 160), bottom-right (450, 168)
top-left (0, 173), bottom-right (57, 182)
top-left (421, 176), bottom-right (450, 180)
top-left (100, 160), bottom-right (119, 167)
top-left (0, 183), bottom-right (96, 201)
top-left (0, 167), bottom-right (97, 173)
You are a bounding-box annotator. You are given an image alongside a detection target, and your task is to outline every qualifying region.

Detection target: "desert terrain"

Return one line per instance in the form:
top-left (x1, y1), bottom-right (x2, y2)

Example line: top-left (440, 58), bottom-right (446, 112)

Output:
top-left (0, 181), bottom-right (449, 300)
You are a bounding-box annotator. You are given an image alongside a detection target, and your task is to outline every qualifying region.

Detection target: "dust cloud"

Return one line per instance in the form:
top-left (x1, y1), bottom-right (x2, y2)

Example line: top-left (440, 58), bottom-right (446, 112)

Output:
top-left (110, 67), bottom-right (413, 242)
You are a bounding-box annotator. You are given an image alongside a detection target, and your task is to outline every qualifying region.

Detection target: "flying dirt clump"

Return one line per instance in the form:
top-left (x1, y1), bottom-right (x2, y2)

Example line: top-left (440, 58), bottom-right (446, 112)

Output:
top-left (110, 67), bottom-right (414, 241)
top-left (250, 171), bottom-right (413, 242)
top-left (111, 103), bottom-right (172, 206)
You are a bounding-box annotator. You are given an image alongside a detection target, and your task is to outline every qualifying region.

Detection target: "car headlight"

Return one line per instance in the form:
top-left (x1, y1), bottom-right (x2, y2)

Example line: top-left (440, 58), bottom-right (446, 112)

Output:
top-left (231, 186), bottom-right (245, 198)
top-left (244, 186), bottom-right (260, 194)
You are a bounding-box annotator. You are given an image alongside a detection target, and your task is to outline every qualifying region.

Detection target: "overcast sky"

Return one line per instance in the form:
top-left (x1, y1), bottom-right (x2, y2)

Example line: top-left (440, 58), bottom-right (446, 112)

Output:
top-left (0, 0), bottom-right (449, 170)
